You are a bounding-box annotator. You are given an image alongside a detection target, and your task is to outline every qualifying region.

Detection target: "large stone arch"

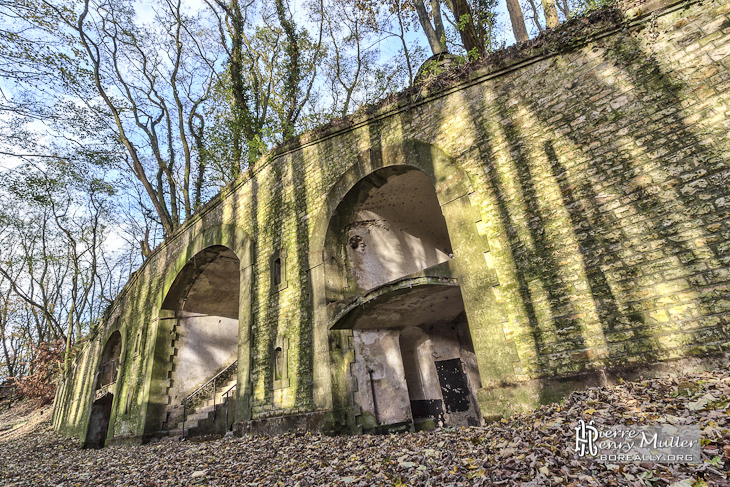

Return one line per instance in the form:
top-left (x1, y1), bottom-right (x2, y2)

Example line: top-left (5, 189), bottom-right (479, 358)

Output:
top-left (142, 223), bottom-right (253, 436)
top-left (82, 318), bottom-right (127, 448)
top-left (154, 223), bottom-right (253, 310)
top-left (309, 139), bottom-right (514, 430)
top-left (310, 140), bottom-right (474, 246)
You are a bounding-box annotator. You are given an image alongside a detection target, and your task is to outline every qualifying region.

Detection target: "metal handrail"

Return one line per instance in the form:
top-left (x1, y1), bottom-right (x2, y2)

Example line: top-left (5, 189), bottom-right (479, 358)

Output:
top-left (222, 383), bottom-right (237, 396)
top-left (181, 360), bottom-right (237, 436)
top-left (181, 360), bottom-right (237, 408)
top-left (223, 384), bottom-right (237, 431)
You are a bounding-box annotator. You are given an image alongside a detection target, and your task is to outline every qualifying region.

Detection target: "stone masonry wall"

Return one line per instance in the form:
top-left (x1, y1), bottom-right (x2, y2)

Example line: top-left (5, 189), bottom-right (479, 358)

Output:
top-left (53, 0), bottom-right (730, 443)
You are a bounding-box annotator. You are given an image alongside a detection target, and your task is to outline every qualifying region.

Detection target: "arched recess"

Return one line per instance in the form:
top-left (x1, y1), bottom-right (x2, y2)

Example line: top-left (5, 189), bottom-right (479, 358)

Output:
top-left (85, 329), bottom-right (123, 448)
top-left (308, 139), bottom-right (514, 429)
top-left (324, 166), bottom-right (454, 300)
top-left (161, 245), bottom-right (240, 415)
top-left (95, 331), bottom-right (122, 390)
top-left (142, 223), bottom-right (253, 436)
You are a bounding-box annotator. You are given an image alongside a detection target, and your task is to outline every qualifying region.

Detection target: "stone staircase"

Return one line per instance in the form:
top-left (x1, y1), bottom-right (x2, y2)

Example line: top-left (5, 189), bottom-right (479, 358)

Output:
top-left (169, 377), bottom-right (237, 437)
top-left (166, 361), bottom-right (238, 438)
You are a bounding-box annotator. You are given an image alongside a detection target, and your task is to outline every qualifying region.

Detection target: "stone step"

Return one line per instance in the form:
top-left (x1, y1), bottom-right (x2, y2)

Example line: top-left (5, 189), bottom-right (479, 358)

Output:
top-left (196, 404), bottom-right (216, 415)
top-left (175, 394), bottom-right (235, 432)
top-left (216, 380), bottom-right (237, 394)
top-left (197, 398), bottom-right (234, 412)
top-left (185, 411), bottom-right (210, 422)
top-left (201, 392), bottom-right (235, 409)
top-left (171, 373), bottom-right (237, 435)
top-left (188, 380), bottom-right (236, 404)
top-left (175, 419), bottom-right (199, 430)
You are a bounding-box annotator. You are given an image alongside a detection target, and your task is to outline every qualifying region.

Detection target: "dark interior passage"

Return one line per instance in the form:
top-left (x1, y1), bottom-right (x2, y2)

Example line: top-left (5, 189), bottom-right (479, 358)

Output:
top-left (85, 394), bottom-right (113, 448)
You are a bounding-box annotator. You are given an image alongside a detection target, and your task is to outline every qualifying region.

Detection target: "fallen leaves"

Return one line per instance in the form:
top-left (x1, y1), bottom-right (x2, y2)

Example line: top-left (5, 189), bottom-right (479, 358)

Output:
top-left (0, 369), bottom-right (729, 486)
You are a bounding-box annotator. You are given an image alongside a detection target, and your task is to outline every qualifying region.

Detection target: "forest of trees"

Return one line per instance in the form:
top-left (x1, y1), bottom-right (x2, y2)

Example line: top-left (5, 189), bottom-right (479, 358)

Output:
top-left (0, 0), bottom-right (601, 399)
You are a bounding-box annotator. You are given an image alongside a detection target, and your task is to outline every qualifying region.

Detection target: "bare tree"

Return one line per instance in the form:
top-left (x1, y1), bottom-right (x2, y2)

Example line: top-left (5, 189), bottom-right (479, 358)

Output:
top-left (0, 160), bottom-right (124, 367)
top-left (44, 0), bottom-right (219, 237)
top-left (347, 0), bottom-right (425, 86)
top-left (506, 0), bottom-right (529, 42)
top-left (0, 285), bottom-right (27, 379)
top-left (412, 0), bottom-right (448, 55)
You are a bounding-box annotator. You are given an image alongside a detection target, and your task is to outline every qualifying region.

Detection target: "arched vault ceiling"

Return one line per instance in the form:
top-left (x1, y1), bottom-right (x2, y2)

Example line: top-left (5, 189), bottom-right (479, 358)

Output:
top-left (330, 281), bottom-right (464, 331)
top-left (162, 246), bottom-right (240, 319)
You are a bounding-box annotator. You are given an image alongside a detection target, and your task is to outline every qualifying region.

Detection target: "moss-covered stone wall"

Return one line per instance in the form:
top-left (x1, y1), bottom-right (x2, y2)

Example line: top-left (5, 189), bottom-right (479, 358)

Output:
top-left (53, 0), bottom-right (730, 443)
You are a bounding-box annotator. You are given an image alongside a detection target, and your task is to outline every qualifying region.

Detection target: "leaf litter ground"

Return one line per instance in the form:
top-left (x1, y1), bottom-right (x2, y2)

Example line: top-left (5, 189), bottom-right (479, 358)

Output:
top-left (1, 370), bottom-right (729, 486)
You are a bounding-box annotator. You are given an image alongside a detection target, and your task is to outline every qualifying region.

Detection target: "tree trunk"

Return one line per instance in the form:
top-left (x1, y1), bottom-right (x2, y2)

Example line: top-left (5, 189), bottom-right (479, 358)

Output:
top-left (413, 0), bottom-right (446, 55)
top-left (505, 0), bottom-right (529, 42)
top-left (542, 0), bottom-right (559, 28)
top-left (275, 0), bottom-right (300, 139)
top-left (448, 0), bottom-right (485, 56)
top-left (431, 0), bottom-right (446, 51)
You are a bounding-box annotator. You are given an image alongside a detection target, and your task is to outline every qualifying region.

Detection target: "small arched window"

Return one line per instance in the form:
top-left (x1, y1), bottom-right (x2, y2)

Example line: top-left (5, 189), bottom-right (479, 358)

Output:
top-left (274, 347), bottom-right (283, 381)
top-left (272, 338), bottom-right (289, 389)
top-left (270, 249), bottom-right (287, 292)
top-left (272, 258), bottom-right (282, 287)
top-left (96, 331), bottom-right (122, 390)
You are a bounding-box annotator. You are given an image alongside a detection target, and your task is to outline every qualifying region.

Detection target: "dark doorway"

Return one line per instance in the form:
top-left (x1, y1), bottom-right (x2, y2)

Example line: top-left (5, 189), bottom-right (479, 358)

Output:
top-left (435, 359), bottom-right (471, 414)
top-left (85, 394), bottom-right (113, 448)
top-left (399, 327), bottom-right (445, 428)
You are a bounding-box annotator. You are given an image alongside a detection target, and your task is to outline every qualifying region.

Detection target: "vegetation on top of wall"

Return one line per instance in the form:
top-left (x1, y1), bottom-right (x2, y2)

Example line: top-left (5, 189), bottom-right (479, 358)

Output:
top-left (268, 0), bottom-right (680, 157)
